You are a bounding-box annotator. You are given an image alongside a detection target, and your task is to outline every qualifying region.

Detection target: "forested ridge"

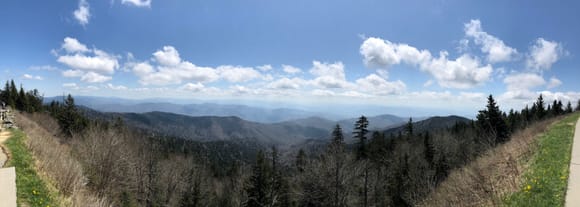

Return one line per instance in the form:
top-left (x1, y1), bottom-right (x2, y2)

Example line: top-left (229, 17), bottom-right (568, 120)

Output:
top-left (2, 79), bottom-right (580, 206)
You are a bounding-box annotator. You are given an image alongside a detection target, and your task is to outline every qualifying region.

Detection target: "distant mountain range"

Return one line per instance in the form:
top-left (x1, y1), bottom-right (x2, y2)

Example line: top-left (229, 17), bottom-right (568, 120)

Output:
top-left (86, 111), bottom-right (421, 145)
top-left (46, 96), bottom-right (338, 123)
top-left (55, 96), bottom-right (470, 147)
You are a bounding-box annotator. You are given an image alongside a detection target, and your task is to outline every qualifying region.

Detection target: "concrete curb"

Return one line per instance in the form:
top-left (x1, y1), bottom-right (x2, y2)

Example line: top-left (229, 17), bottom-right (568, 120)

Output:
top-left (0, 167), bottom-right (16, 207)
top-left (565, 117), bottom-right (580, 207)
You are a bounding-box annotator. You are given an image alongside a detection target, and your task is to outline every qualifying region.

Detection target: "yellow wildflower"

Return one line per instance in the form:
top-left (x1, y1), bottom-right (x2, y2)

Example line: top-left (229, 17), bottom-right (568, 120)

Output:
top-left (524, 184), bottom-right (532, 192)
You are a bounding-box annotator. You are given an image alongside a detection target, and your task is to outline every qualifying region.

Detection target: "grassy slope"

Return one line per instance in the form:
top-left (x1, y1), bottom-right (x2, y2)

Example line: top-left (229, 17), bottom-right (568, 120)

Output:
top-left (504, 113), bottom-right (580, 206)
top-left (4, 129), bottom-right (57, 207)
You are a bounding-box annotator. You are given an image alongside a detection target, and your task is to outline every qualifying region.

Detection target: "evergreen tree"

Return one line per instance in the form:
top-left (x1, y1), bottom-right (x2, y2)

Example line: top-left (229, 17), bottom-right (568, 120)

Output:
top-left (295, 149), bottom-right (307, 173)
top-left (0, 81), bottom-right (9, 105)
top-left (434, 154), bottom-right (450, 184)
top-left (522, 104), bottom-right (532, 125)
top-left (535, 94), bottom-right (546, 119)
top-left (551, 99), bottom-right (564, 116)
top-left (566, 101), bottom-right (573, 114)
top-left (353, 116), bottom-right (369, 160)
top-left (246, 150), bottom-right (271, 207)
top-left (8, 80), bottom-right (17, 108)
top-left (405, 117), bottom-right (413, 136)
top-left (391, 154), bottom-right (411, 207)
top-left (353, 116), bottom-right (371, 207)
top-left (16, 86), bottom-right (27, 112)
top-left (329, 124), bottom-right (345, 153)
top-left (507, 109), bottom-right (518, 132)
top-left (26, 89), bottom-right (43, 112)
top-left (476, 95), bottom-right (509, 145)
top-left (577, 99), bottom-right (580, 111)
top-left (423, 132), bottom-right (435, 167)
top-left (368, 131), bottom-right (387, 163)
top-left (58, 94), bottom-right (88, 137)
top-left (269, 146), bottom-right (290, 207)
top-left (327, 124), bottom-right (347, 207)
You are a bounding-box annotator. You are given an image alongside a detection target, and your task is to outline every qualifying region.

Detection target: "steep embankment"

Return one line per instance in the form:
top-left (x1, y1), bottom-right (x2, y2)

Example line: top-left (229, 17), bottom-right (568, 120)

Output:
top-left (421, 113), bottom-right (579, 206)
top-left (4, 129), bottom-right (58, 207)
top-left (11, 113), bottom-right (108, 206)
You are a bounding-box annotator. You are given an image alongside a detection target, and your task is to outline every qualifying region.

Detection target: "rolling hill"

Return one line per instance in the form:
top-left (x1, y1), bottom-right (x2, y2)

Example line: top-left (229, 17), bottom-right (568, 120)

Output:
top-left (280, 114), bottom-right (408, 133)
top-left (383, 115), bottom-right (471, 136)
top-left (98, 111), bottom-right (330, 145)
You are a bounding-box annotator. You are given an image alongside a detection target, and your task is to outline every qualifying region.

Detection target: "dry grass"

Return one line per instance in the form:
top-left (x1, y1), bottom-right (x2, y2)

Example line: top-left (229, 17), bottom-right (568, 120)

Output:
top-left (16, 112), bottom-right (110, 207)
top-left (419, 118), bottom-right (558, 207)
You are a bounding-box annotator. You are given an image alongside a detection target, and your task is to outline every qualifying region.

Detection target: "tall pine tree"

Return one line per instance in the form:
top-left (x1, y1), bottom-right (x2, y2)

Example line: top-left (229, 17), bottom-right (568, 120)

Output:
top-left (246, 150), bottom-right (271, 207)
top-left (295, 149), bottom-right (307, 173)
top-left (405, 117), bottom-right (413, 136)
top-left (535, 94), bottom-right (546, 119)
top-left (476, 95), bottom-right (509, 145)
top-left (353, 116), bottom-right (369, 160)
top-left (566, 101), bottom-right (573, 114)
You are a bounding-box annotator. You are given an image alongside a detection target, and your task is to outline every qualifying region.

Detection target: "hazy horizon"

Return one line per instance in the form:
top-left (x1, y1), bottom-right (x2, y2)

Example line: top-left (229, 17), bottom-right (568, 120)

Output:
top-left (2, 0), bottom-right (580, 116)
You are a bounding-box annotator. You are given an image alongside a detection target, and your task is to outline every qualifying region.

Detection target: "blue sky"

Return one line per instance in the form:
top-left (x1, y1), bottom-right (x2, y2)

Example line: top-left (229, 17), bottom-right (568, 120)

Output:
top-left (1, 0), bottom-right (580, 115)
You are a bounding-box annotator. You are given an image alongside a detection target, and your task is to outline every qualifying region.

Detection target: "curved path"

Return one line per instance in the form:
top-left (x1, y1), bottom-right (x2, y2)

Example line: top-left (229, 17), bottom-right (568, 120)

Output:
top-left (566, 117), bottom-right (580, 206)
top-left (0, 130), bottom-right (11, 167)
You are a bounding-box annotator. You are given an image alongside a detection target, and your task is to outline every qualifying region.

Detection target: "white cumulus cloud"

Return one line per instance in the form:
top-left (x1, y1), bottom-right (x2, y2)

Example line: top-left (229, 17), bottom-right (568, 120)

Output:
top-left (217, 66), bottom-right (263, 83)
top-left (311, 76), bottom-right (353, 89)
top-left (121, 0), bottom-right (151, 7)
top-left (360, 37), bottom-right (492, 89)
top-left (62, 37), bottom-right (89, 53)
top-left (526, 38), bottom-right (564, 71)
top-left (359, 37), bottom-right (431, 69)
top-left (153, 46), bottom-right (181, 66)
top-left (58, 53), bottom-right (118, 74)
top-left (134, 46), bottom-right (268, 85)
top-left (421, 52), bottom-right (492, 89)
top-left (22, 74), bottom-right (43, 80)
top-left (355, 74), bottom-right (406, 95)
top-left (464, 19), bottom-right (517, 63)
top-left (547, 77), bottom-right (562, 89)
top-left (267, 77), bottom-right (305, 90)
top-left (310, 61), bottom-right (346, 79)
top-left (106, 83), bottom-right (128, 90)
top-left (81, 72), bottom-right (112, 83)
top-left (501, 73), bottom-right (546, 100)
top-left (62, 69), bottom-right (85, 77)
top-left (73, 0), bottom-right (90, 26)
top-left (257, 64), bottom-right (272, 71)
top-left (504, 73), bottom-right (545, 91)
top-left (282, 65), bottom-right (302, 74)
top-left (132, 62), bottom-right (155, 76)
top-left (180, 82), bottom-right (205, 92)
top-left (56, 37), bottom-right (119, 83)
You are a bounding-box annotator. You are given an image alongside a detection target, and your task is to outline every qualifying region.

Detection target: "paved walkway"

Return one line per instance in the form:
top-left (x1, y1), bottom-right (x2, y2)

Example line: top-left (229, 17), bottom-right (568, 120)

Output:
top-left (0, 167), bottom-right (16, 207)
top-left (0, 130), bottom-right (16, 207)
top-left (566, 117), bottom-right (580, 207)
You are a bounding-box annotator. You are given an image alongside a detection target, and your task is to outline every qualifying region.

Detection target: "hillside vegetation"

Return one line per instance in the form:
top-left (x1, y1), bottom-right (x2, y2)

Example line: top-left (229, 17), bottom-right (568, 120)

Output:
top-left (2, 79), bottom-right (580, 206)
top-left (4, 129), bottom-right (57, 207)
